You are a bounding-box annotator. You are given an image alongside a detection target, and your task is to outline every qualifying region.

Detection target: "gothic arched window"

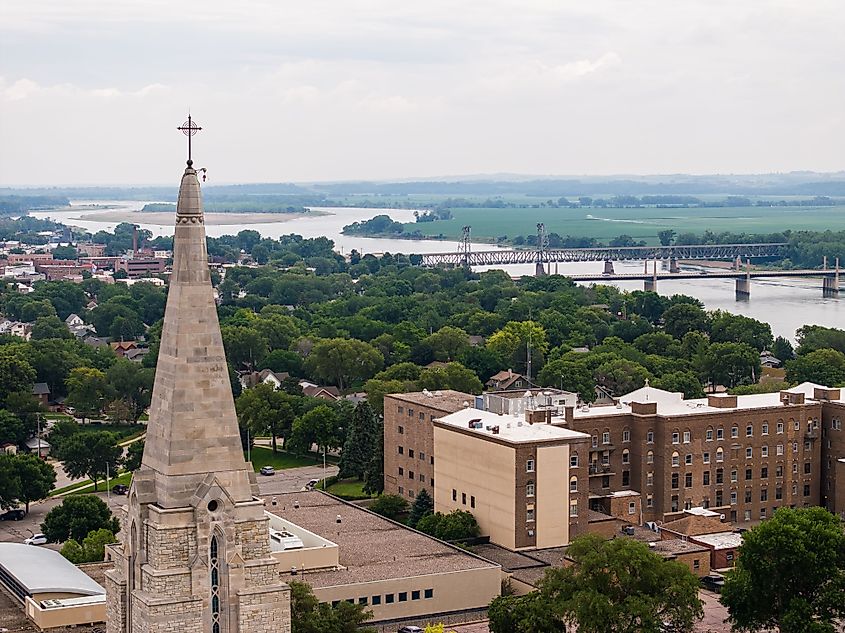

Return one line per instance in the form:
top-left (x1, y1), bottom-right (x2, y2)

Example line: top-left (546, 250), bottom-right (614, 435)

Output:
top-left (210, 535), bottom-right (221, 633)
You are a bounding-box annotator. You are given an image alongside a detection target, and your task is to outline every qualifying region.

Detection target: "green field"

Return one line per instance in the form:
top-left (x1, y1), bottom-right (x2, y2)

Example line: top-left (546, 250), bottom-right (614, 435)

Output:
top-left (400, 205), bottom-right (845, 244)
top-left (325, 478), bottom-right (373, 500)
top-left (247, 445), bottom-right (338, 470)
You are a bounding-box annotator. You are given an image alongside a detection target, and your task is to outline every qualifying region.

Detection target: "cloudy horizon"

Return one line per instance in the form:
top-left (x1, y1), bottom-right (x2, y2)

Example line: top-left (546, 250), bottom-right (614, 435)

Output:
top-left (2, 1), bottom-right (844, 186)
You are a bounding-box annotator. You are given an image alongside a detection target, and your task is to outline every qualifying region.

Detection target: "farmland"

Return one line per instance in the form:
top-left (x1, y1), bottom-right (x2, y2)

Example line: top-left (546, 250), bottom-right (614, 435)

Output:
top-left (399, 204), bottom-right (845, 244)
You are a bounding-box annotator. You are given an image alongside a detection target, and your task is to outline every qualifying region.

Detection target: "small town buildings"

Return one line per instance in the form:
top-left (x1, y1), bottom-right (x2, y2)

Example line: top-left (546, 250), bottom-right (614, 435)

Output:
top-left (65, 313), bottom-right (84, 328)
top-left (31, 383), bottom-right (50, 407)
top-left (23, 437), bottom-right (50, 457)
top-left (114, 256), bottom-right (165, 278)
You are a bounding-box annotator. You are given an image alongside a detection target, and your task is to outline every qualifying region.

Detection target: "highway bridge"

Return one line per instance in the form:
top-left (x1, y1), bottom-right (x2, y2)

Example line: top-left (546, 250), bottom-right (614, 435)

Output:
top-left (418, 242), bottom-right (788, 269)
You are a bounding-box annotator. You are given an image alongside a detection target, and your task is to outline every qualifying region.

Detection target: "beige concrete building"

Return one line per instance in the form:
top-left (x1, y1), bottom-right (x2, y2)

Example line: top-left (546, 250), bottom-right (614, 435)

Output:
top-left (433, 407), bottom-right (591, 550)
top-left (105, 159), bottom-right (290, 633)
top-left (268, 491), bottom-right (501, 629)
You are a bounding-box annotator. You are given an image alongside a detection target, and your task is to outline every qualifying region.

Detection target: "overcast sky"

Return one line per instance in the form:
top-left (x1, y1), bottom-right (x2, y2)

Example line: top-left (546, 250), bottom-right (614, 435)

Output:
top-left (1, 1), bottom-right (844, 186)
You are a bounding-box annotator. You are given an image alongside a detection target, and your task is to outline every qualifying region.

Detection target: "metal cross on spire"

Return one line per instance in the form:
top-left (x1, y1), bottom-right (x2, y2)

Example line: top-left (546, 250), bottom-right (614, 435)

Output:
top-left (177, 114), bottom-right (202, 167)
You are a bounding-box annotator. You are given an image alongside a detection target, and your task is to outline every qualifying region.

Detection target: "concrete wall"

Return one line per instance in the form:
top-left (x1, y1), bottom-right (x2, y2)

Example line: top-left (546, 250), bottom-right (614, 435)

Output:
top-left (25, 596), bottom-right (106, 630)
top-left (433, 426), bottom-right (517, 549)
top-left (312, 566), bottom-right (501, 623)
top-left (535, 444), bottom-right (569, 548)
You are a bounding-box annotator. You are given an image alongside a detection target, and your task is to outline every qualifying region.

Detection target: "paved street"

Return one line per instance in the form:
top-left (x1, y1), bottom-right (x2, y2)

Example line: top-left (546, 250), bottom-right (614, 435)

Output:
top-left (255, 464), bottom-right (339, 495)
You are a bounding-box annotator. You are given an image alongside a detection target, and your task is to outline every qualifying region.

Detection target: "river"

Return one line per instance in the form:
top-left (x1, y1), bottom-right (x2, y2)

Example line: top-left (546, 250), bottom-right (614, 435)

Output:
top-left (30, 201), bottom-right (843, 341)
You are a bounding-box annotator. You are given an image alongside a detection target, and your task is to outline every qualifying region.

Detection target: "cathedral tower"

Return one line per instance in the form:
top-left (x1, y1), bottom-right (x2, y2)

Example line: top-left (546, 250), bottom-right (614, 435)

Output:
top-left (105, 127), bottom-right (290, 632)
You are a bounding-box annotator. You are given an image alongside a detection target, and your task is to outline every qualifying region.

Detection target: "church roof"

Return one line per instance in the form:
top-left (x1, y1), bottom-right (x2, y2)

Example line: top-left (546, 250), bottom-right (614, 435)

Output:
top-left (140, 165), bottom-right (254, 508)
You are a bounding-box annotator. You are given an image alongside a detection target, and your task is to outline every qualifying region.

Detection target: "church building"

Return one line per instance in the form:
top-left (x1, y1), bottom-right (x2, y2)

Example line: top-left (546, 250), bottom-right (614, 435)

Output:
top-left (105, 125), bottom-right (291, 633)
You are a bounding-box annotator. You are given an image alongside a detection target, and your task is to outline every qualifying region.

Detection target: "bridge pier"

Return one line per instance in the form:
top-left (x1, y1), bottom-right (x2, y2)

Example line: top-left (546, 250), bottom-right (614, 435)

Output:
top-left (669, 257), bottom-right (680, 273)
top-left (603, 260), bottom-right (615, 275)
top-left (535, 261), bottom-right (547, 277)
top-left (644, 278), bottom-right (657, 292)
top-left (735, 277), bottom-right (751, 300)
top-left (823, 257), bottom-right (840, 297)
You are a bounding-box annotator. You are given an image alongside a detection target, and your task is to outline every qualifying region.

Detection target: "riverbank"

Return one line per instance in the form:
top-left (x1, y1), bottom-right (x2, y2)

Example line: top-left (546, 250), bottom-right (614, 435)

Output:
top-left (67, 209), bottom-right (325, 225)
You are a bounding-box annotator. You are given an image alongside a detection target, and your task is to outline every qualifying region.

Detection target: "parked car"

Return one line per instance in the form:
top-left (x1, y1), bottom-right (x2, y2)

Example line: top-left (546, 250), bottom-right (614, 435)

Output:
top-left (0, 509), bottom-right (25, 521)
top-left (24, 533), bottom-right (47, 546)
top-left (259, 466), bottom-right (275, 476)
top-left (305, 478), bottom-right (320, 490)
top-left (700, 575), bottom-right (725, 593)
top-left (398, 627), bottom-right (424, 633)
top-left (112, 484), bottom-right (130, 495)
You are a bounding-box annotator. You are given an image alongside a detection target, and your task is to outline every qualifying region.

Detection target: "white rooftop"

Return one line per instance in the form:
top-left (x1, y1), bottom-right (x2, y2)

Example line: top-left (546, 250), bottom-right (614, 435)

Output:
top-left (437, 407), bottom-right (590, 444)
top-left (684, 507), bottom-right (722, 518)
top-left (692, 532), bottom-right (744, 549)
top-left (0, 543), bottom-right (105, 596)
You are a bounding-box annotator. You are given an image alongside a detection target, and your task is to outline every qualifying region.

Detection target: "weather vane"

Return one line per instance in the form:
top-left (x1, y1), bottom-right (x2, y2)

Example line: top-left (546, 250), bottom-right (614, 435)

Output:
top-left (177, 114), bottom-right (202, 167)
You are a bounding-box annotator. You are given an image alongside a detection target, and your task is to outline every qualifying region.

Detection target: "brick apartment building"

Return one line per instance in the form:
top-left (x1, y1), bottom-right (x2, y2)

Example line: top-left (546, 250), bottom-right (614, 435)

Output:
top-left (383, 383), bottom-right (845, 540)
top-left (115, 256), bottom-right (166, 278)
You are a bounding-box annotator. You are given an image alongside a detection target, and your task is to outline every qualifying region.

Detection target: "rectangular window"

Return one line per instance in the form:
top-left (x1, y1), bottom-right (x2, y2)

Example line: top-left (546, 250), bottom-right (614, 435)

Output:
top-left (409, 471), bottom-right (414, 480)
top-left (731, 427), bottom-right (739, 438)
top-left (703, 452), bottom-right (710, 464)
top-left (526, 509), bottom-right (535, 522)
top-left (398, 446), bottom-right (404, 455)
top-left (685, 473), bottom-right (693, 488)
top-left (646, 495), bottom-right (653, 507)
top-left (470, 496), bottom-right (475, 509)
top-left (461, 493), bottom-right (466, 505)
top-left (716, 469), bottom-right (723, 484)
top-left (419, 452), bottom-right (425, 461)
top-left (762, 424), bottom-right (769, 435)
top-left (761, 467), bottom-right (768, 479)
top-left (419, 412), bottom-right (424, 420)
top-left (762, 446), bottom-right (769, 458)
top-left (602, 432), bottom-right (610, 444)
top-left (777, 422), bottom-right (784, 434)
top-left (672, 473), bottom-right (679, 489)
top-left (358, 597), bottom-right (368, 605)
top-left (693, 559), bottom-right (700, 570)
top-left (761, 488), bottom-right (768, 502)
top-left (685, 454), bottom-right (693, 465)
top-left (622, 470), bottom-right (630, 486)
top-left (703, 471), bottom-right (710, 485)
top-left (622, 452), bottom-right (630, 464)
top-left (760, 507), bottom-right (767, 519)
top-left (623, 430), bottom-right (630, 443)
top-left (776, 465), bottom-right (783, 477)
top-left (570, 500), bottom-right (578, 517)
top-left (408, 449), bottom-right (414, 458)
top-left (419, 473), bottom-right (425, 482)
top-left (397, 406), bottom-right (404, 414)
top-left (746, 447), bottom-right (753, 459)
top-left (452, 489), bottom-right (457, 501)
top-left (398, 426), bottom-right (404, 434)
top-left (746, 425), bottom-right (753, 437)
top-left (776, 487), bottom-right (783, 500)
top-left (372, 595), bottom-right (381, 605)
top-left (745, 490), bottom-right (752, 503)
top-left (628, 501), bottom-right (636, 515)
top-left (746, 468), bottom-right (752, 481)
top-left (672, 432), bottom-right (680, 444)
top-left (399, 486), bottom-right (404, 494)
top-left (731, 469), bottom-right (738, 483)
top-left (647, 472), bottom-right (654, 487)
top-left (777, 444), bottom-right (784, 456)
top-left (412, 590), bottom-right (421, 600)
top-left (527, 482), bottom-right (535, 496)
top-left (683, 431), bottom-right (691, 443)
top-left (399, 467), bottom-right (404, 476)
top-left (706, 429), bottom-right (713, 441)
top-left (730, 491), bottom-right (737, 505)
top-left (408, 408), bottom-right (413, 417)
top-left (385, 594), bottom-right (394, 604)
top-left (804, 484), bottom-right (811, 497)
top-left (804, 462), bottom-right (811, 474)
top-left (398, 592), bottom-right (407, 602)
top-left (526, 459), bottom-right (535, 472)
top-left (424, 589), bottom-right (433, 599)
top-left (570, 455), bottom-right (579, 467)
top-left (717, 428), bottom-right (724, 440)
top-left (647, 431), bottom-right (654, 444)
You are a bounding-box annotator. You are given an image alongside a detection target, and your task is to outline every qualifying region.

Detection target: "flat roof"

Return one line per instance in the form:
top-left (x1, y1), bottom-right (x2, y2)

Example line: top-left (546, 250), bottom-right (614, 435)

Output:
top-left (436, 408), bottom-right (590, 444)
top-left (386, 390), bottom-right (475, 413)
top-left (0, 543), bottom-right (105, 596)
top-left (269, 492), bottom-right (499, 588)
top-left (649, 539), bottom-right (709, 556)
top-left (691, 532), bottom-right (744, 549)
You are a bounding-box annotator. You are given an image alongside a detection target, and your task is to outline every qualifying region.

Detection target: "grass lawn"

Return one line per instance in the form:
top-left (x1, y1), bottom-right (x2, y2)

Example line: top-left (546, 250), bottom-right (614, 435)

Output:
top-left (325, 478), bottom-right (373, 500)
top-left (74, 422), bottom-right (146, 441)
top-left (246, 445), bottom-right (338, 471)
top-left (52, 471), bottom-right (133, 496)
top-left (43, 413), bottom-right (74, 421)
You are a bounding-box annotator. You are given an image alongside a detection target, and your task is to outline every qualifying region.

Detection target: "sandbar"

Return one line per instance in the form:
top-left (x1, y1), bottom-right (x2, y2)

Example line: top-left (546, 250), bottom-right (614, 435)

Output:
top-left (69, 210), bottom-right (324, 225)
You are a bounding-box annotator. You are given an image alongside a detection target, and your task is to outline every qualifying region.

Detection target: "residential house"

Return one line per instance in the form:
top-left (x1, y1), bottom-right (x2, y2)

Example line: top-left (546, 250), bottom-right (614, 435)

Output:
top-left (110, 341), bottom-right (139, 357)
top-left (485, 370), bottom-right (537, 391)
top-left (65, 313), bottom-right (84, 328)
top-left (31, 383), bottom-right (50, 407)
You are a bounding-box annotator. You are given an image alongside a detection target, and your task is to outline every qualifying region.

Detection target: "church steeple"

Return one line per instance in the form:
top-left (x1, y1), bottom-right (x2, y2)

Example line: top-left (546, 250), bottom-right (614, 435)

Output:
top-left (105, 119), bottom-right (290, 633)
top-left (140, 160), bottom-right (255, 507)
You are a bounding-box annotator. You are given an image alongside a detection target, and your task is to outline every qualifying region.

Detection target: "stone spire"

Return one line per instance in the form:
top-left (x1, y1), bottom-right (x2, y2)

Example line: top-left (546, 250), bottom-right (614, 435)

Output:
top-left (140, 164), bottom-right (255, 508)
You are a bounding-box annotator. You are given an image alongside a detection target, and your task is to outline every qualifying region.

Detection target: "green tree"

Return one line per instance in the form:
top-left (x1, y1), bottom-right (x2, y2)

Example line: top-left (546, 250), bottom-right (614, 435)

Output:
top-left (362, 430), bottom-right (384, 496)
top-left (221, 325), bottom-right (269, 371)
top-left (31, 315), bottom-right (73, 340)
top-left (60, 539), bottom-right (86, 564)
top-left (65, 366), bottom-right (113, 421)
top-left (457, 346), bottom-right (504, 383)
top-left (106, 359), bottom-right (154, 422)
top-left (59, 431), bottom-right (122, 491)
top-left (304, 338), bottom-right (384, 391)
top-left (594, 358), bottom-right (651, 396)
top-left (541, 534), bottom-right (703, 632)
top-left (785, 349), bottom-right (845, 386)
top-left (721, 507), bottom-right (845, 633)
top-left (0, 455), bottom-right (21, 509)
top-left (369, 494), bottom-right (408, 520)
top-left (538, 358), bottom-right (595, 402)
top-left (338, 402), bottom-right (379, 480)
top-left (407, 487), bottom-right (434, 528)
top-left (710, 311), bottom-right (773, 352)
top-left (425, 326), bottom-right (470, 362)
top-left (0, 409), bottom-right (35, 447)
top-left (125, 439), bottom-right (144, 471)
top-left (417, 362), bottom-right (484, 394)
top-left (362, 378), bottom-right (413, 415)
top-left (486, 321), bottom-right (549, 379)
top-left (288, 404), bottom-right (343, 456)
top-left (236, 384), bottom-right (300, 453)
top-left (771, 335), bottom-right (795, 362)
top-left (41, 494), bottom-right (120, 542)
top-left (80, 528), bottom-right (117, 562)
top-left (795, 325), bottom-right (845, 355)
top-left (489, 592), bottom-right (566, 633)
top-left (662, 302), bottom-right (710, 339)
top-left (699, 342), bottom-right (761, 389)
top-left (12, 453), bottom-right (55, 513)
top-left (416, 510), bottom-right (480, 541)
top-left (289, 580), bottom-right (376, 633)
top-left (0, 348), bottom-right (36, 407)
top-left (657, 229), bottom-right (676, 246)
top-left (653, 371), bottom-right (705, 399)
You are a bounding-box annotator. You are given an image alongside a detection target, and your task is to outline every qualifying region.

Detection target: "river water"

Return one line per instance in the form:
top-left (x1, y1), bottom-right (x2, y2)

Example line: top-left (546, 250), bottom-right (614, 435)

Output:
top-left (31, 201), bottom-right (843, 341)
